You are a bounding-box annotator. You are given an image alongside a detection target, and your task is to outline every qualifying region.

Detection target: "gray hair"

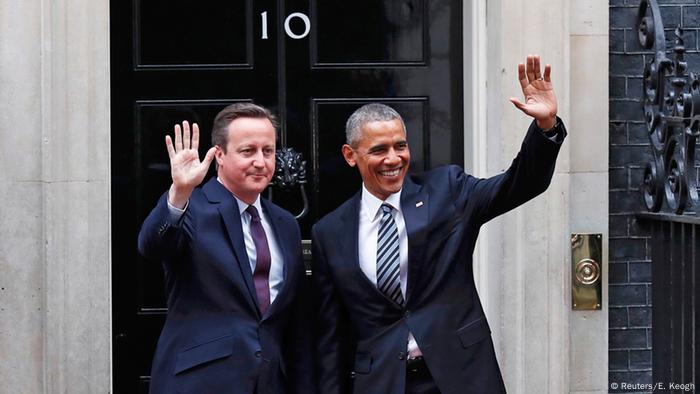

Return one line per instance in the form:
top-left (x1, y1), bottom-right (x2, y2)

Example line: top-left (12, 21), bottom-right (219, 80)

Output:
top-left (345, 103), bottom-right (405, 147)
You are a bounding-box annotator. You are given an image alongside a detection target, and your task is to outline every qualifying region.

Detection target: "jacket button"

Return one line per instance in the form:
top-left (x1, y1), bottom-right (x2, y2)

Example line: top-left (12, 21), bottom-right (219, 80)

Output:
top-left (398, 352), bottom-right (406, 361)
top-left (255, 350), bottom-right (262, 357)
top-left (404, 310), bottom-right (411, 318)
top-left (349, 371), bottom-right (356, 380)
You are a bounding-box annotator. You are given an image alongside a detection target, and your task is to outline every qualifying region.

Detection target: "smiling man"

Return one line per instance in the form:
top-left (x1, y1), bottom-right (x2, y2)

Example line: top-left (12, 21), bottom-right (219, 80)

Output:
top-left (341, 115), bottom-right (411, 201)
top-left (138, 103), bottom-right (314, 394)
top-left (311, 55), bottom-right (567, 394)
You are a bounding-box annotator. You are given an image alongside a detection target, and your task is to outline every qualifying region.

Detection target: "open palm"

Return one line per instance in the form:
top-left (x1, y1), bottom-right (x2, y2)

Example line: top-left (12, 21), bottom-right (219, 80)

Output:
top-left (510, 55), bottom-right (558, 129)
top-left (165, 121), bottom-right (216, 194)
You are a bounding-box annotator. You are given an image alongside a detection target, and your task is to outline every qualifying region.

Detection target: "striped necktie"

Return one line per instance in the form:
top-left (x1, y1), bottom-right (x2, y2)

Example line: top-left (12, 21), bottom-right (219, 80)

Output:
top-left (376, 203), bottom-right (404, 305)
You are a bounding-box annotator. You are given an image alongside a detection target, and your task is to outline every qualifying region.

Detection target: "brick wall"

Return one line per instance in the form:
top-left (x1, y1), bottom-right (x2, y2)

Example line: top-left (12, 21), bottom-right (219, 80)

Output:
top-left (609, 0), bottom-right (699, 391)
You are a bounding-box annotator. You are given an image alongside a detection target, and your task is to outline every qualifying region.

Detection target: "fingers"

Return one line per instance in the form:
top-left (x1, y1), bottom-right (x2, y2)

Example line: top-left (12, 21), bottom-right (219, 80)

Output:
top-left (509, 97), bottom-right (524, 109)
top-left (174, 123), bottom-right (182, 151)
top-left (544, 64), bottom-right (552, 82)
top-left (192, 123), bottom-right (200, 151)
top-left (523, 54), bottom-right (549, 83)
top-left (165, 135), bottom-right (176, 159)
top-left (170, 120), bottom-right (200, 156)
top-left (509, 97), bottom-right (530, 115)
top-left (202, 147), bottom-right (217, 167)
top-left (526, 55), bottom-right (535, 83)
top-left (183, 121), bottom-right (191, 150)
top-left (517, 63), bottom-right (528, 91)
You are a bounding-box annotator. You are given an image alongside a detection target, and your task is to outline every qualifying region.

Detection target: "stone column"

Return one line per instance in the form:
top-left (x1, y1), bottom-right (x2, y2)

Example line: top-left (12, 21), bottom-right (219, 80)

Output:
top-left (483, 1), bottom-right (573, 391)
top-left (568, 1), bottom-right (609, 393)
top-left (0, 3), bottom-right (45, 390)
top-left (467, 0), bottom-right (608, 393)
top-left (0, 0), bottom-right (112, 392)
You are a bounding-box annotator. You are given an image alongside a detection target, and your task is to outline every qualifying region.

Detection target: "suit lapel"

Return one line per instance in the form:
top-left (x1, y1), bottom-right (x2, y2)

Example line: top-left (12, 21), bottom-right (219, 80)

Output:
top-left (340, 192), bottom-right (361, 273)
top-left (203, 179), bottom-right (261, 319)
top-left (340, 192), bottom-right (386, 297)
top-left (400, 176), bottom-right (429, 304)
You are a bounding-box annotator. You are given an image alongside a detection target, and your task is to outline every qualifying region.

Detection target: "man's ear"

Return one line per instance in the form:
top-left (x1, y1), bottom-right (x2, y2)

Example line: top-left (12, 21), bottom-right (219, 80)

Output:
top-left (215, 145), bottom-right (224, 166)
top-left (341, 144), bottom-right (356, 167)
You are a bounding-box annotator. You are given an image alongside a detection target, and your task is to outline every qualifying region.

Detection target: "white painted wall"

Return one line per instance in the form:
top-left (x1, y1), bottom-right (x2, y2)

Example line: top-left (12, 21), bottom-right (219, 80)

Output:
top-left (569, 1), bottom-right (610, 392)
top-left (465, 0), bottom-right (609, 393)
top-left (0, 0), bottom-right (112, 392)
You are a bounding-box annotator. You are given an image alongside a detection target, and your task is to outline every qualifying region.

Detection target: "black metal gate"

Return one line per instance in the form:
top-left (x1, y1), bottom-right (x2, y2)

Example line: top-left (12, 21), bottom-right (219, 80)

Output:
top-left (636, 0), bottom-right (700, 390)
top-left (638, 212), bottom-right (699, 390)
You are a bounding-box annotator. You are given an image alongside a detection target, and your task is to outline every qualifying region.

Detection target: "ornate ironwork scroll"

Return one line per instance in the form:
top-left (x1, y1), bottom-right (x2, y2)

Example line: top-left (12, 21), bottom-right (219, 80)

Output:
top-left (637, 0), bottom-right (700, 215)
top-left (268, 147), bottom-right (309, 219)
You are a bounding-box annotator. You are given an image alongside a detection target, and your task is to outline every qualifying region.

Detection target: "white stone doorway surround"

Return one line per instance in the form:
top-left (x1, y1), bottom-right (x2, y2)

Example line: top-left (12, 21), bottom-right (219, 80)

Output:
top-left (465, 1), bottom-right (608, 393)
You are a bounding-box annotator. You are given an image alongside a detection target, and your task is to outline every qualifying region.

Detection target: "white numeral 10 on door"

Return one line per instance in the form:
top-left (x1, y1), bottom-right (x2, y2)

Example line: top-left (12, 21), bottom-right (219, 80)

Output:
top-left (261, 11), bottom-right (311, 40)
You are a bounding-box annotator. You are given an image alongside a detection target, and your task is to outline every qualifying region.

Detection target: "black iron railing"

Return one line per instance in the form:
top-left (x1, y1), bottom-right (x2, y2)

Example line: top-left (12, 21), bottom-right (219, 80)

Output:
top-left (636, 212), bottom-right (698, 390)
top-left (637, 0), bottom-right (699, 216)
top-left (636, 0), bottom-right (700, 388)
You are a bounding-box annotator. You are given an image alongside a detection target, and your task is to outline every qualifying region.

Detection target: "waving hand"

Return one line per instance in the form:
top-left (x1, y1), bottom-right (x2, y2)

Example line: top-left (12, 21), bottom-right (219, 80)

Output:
top-left (509, 55), bottom-right (558, 130)
top-left (165, 121), bottom-right (216, 208)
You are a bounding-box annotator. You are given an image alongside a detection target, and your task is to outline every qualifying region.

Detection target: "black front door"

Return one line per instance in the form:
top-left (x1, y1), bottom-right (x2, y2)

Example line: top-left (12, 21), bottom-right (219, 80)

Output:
top-left (111, 1), bottom-right (463, 392)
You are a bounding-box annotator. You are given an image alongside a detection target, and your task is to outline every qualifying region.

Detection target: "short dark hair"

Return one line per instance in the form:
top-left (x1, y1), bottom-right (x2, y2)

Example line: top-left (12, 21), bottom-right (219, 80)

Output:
top-left (345, 103), bottom-right (405, 147)
top-left (211, 103), bottom-right (278, 152)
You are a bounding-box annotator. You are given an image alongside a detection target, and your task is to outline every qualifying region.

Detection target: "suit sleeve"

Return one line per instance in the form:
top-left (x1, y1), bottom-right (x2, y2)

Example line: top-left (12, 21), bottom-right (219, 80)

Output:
top-left (284, 225), bottom-right (317, 394)
top-left (137, 191), bottom-right (192, 261)
top-left (452, 118), bottom-right (566, 225)
top-left (311, 225), bottom-right (351, 394)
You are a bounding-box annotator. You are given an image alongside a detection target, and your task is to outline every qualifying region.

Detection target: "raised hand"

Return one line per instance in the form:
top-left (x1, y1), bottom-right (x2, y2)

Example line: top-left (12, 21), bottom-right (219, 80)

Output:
top-left (509, 54), bottom-right (558, 130)
top-left (165, 120), bottom-right (216, 208)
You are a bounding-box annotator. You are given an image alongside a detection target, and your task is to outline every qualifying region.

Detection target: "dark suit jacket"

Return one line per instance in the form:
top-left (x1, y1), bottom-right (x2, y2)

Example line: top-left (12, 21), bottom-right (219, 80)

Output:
top-left (138, 178), bottom-right (314, 394)
top-left (312, 120), bottom-right (566, 394)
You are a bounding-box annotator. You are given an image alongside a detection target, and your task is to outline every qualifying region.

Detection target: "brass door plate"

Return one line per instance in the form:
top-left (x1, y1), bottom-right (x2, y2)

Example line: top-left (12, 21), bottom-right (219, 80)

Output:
top-left (571, 233), bottom-right (602, 310)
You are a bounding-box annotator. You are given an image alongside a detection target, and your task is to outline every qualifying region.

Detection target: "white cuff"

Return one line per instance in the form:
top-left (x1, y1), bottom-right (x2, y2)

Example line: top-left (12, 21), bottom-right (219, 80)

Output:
top-left (167, 199), bottom-right (188, 223)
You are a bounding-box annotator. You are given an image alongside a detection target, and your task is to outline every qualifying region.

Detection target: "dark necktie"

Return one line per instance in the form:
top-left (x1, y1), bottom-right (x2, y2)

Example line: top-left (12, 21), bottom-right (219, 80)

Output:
top-left (376, 203), bottom-right (404, 305)
top-left (246, 205), bottom-right (271, 314)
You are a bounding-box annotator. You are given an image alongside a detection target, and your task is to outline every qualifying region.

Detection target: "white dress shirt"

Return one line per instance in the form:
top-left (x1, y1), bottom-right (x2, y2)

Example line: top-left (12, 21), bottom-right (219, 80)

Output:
top-left (167, 182), bottom-right (284, 304)
top-left (357, 184), bottom-right (422, 357)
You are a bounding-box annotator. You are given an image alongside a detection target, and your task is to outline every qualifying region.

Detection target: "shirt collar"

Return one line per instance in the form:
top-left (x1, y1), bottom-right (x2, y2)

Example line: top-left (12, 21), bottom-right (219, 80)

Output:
top-left (361, 183), bottom-right (402, 223)
top-left (236, 195), bottom-right (262, 218)
top-left (217, 177), bottom-right (262, 217)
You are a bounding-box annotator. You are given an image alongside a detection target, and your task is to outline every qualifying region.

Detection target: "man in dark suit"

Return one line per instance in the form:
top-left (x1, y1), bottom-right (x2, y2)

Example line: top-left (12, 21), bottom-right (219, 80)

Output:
top-left (312, 55), bottom-right (567, 394)
top-left (138, 103), bottom-right (314, 394)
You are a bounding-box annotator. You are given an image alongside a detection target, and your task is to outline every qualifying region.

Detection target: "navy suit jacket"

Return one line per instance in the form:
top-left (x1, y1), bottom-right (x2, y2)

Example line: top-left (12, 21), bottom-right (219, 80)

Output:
top-left (138, 178), bottom-right (314, 394)
top-left (311, 120), bottom-right (566, 394)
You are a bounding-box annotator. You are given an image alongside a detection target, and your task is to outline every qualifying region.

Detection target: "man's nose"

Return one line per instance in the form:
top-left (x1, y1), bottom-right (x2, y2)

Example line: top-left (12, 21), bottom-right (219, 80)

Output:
top-left (384, 148), bottom-right (401, 164)
top-left (252, 151), bottom-right (265, 167)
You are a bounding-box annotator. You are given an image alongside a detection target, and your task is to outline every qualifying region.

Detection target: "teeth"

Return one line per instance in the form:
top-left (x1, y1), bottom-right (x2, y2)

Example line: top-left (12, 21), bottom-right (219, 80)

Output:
top-left (380, 169), bottom-right (400, 176)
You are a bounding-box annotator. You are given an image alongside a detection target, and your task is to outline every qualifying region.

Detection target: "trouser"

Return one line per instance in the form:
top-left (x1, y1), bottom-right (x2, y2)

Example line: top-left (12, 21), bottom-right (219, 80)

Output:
top-left (406, 357), bottom-right (440, 394)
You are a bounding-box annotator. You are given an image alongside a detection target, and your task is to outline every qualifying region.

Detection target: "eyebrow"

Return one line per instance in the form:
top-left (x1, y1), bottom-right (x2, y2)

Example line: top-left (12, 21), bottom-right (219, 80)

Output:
top-left (237, 144), bottom-right (275, 149)
top-left (368, 140), bottom-right (407, 150)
